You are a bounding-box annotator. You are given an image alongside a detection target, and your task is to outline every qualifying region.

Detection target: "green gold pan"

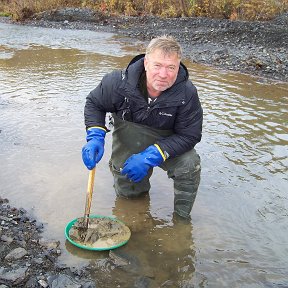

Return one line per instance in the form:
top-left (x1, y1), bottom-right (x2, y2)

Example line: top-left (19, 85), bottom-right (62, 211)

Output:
top-left (65, 215), bottom-right (131, 251)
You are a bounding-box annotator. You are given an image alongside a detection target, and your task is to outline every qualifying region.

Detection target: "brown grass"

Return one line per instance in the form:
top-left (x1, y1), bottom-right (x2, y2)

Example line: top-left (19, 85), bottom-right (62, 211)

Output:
top-left (0, 0), bottom-right (81, 21)
top-left (0, 0), bottom-right (287, 21)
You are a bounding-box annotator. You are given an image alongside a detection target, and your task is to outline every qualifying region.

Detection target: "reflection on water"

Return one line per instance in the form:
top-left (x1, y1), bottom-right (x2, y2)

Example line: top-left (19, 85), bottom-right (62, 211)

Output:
top-left (0, 22), bottom-right (288, 287)
top-left (66, 195), bottom-right (197, 287)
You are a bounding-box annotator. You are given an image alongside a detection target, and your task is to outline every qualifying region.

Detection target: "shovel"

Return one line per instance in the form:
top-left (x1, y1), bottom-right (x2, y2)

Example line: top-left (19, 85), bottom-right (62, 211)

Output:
top-left (83, 167), bottom-right (96, 229)
top-left (65, 166), bottom-right (131, 251)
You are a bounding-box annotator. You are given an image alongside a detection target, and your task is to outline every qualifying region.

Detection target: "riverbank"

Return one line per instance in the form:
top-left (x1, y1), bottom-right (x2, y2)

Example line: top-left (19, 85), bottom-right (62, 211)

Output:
top-left (0, 197), bottom-right (95, 287)
top-left (1, 8), bottom-right (287, 82)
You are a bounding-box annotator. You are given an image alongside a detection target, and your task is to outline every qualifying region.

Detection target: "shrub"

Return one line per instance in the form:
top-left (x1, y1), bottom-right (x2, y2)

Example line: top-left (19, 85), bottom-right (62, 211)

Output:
top-left (0, 0), bottom-right (287, 21)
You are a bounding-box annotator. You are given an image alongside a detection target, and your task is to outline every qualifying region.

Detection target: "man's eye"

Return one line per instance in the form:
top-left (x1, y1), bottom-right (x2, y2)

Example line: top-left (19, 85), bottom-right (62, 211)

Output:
top-left (168, 66), bottom-right (175, 71)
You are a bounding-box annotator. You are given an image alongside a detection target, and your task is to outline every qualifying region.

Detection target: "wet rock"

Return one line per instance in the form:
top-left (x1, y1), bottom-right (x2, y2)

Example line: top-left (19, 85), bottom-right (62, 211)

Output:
top-left (0, 235), bottom-right (13, 244)
top-left (32, 257), bottom-right (44, 265)
top-left (82, 282), bottom-right (96, 288)
top-left (0, 215), bottom-right (12, 222)
top-left (47, 274), bottom-right (82, 288)
top-left (0, 199), bottom-right (96, 287)
top-left (39, 238), bottom-right (60, 249)
top-left (5, 247), bottom-right (28, 260)
top-left (134, 276), bottom-right (153, 288)
top-left (109, 250), bottom-right (130, 266)
top-left (0, 244), bottom-right (8, 256)
top-left (0, 266), bottom-right (29, 285)
top-left (0, 197), bottom-right (8, 204)
top-left (26, 276), bottom-right (49, 288)
top-left (25, 276), bottom-right (42, 288)
top-left (109, 249), bottom-right (154, 278)
top-left (38, 279), bottom-right (49, 287)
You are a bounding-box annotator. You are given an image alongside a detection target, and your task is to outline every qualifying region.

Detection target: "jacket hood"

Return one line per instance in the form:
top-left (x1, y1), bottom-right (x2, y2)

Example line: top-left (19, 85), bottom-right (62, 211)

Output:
top-left (125, 54), bottom-right (189, 87)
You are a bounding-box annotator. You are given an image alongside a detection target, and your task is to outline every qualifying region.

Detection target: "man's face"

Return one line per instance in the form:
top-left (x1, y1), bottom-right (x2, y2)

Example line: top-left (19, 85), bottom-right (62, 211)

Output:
top-left (144, 48), bottom-right (180, 96)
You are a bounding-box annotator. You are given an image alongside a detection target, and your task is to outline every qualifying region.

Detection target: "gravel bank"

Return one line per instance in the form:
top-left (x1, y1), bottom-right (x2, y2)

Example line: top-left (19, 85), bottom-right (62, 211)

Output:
top-left (2, 8), bottom-right (287, 82)
top-left (0, 197), bottom-right (95, 287)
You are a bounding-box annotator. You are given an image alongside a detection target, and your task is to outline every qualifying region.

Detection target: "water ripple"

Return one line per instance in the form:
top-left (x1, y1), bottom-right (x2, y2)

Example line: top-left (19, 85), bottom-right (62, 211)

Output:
top-left (0, 23), bottom-right (288, 287)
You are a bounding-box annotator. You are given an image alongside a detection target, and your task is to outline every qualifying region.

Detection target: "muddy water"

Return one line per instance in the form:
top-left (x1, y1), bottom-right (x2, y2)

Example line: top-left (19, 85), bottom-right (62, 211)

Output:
top-left (0, 22), bottom-right (287, 287)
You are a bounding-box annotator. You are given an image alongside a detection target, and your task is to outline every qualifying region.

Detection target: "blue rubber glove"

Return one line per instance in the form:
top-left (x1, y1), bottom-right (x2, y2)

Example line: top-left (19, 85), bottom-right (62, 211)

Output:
top-left (121, 144), bottom-right (165, 183)
top-left (82, 127), bottom-right (106, 170)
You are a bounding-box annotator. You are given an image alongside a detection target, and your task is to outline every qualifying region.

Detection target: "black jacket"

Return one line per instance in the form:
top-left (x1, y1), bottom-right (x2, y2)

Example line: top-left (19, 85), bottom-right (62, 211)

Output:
top-left (84, 54), bottom-right (203, 158)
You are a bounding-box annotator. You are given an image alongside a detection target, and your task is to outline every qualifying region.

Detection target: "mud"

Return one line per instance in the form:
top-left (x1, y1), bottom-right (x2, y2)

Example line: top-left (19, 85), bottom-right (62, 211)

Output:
top-left (68, 217), bottom-right (131, 249)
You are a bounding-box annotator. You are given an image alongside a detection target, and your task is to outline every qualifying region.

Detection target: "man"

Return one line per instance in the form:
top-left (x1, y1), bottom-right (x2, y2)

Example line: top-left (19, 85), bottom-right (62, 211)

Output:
top-left (82, 35), bottom-right (202, 219)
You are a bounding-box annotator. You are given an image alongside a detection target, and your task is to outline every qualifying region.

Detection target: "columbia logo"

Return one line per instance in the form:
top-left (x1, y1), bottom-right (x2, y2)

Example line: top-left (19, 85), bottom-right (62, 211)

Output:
top-left (159, 112), bottom-right (172, 117)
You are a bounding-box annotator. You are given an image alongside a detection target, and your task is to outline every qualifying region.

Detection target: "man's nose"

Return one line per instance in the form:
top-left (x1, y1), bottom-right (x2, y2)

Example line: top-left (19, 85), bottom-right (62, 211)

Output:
top-left (158, 66), bottom-right (168, 78)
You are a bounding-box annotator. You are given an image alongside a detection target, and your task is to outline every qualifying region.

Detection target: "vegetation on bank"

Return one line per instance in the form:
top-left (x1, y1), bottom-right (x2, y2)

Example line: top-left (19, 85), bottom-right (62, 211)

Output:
top-left (0, 0), bottom-right (287, 21)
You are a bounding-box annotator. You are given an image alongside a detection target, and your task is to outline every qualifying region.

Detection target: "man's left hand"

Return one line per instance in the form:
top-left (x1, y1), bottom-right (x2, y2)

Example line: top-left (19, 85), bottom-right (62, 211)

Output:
top-left (121, 145), bottom-right (165, 183)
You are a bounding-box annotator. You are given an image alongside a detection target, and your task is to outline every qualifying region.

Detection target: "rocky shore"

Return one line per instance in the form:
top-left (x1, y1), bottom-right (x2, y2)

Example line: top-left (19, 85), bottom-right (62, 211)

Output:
top-left (0, 197), bottom-right (95, 288)
top-left (1, 8), bottom-right (287, 82)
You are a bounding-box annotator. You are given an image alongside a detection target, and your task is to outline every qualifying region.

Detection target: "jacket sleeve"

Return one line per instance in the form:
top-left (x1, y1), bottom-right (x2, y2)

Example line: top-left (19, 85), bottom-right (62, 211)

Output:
top-left (156, 82), bottom-right (203, 158)
top-left (84, 71), bottom-right (121, 129)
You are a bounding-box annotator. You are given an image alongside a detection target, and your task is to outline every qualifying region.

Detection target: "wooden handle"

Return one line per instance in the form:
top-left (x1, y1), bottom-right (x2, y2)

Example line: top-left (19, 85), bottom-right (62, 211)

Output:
top-left (84, 167), bottom-right (96, 227)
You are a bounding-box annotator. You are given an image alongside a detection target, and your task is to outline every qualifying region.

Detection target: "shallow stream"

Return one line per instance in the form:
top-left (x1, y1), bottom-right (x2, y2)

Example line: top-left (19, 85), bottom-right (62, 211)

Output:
top-left (0, 23), bottom-right (287, 287)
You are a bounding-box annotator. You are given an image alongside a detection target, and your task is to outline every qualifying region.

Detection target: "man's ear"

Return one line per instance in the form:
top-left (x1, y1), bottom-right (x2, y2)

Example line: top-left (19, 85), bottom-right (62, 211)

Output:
top-left (144, 56), bottom-right (148, 71)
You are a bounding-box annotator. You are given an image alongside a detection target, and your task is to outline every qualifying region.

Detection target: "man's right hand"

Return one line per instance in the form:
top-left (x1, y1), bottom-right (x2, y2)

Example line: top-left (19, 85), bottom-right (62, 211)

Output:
top-left (82, 127), bottom-right (106, 170)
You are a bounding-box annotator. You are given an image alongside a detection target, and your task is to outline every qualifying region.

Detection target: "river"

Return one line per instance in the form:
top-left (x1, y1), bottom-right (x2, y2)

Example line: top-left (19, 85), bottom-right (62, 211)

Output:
top-left (0, 22), bottom-right (287, 287)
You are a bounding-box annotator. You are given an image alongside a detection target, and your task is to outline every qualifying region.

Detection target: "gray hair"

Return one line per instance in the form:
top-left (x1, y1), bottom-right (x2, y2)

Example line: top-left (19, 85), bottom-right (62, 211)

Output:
top-left (146, 35), bottom-right (182, 60)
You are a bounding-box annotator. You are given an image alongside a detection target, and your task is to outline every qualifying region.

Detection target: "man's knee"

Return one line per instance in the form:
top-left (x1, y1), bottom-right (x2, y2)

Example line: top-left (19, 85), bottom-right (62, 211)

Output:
top-left (165, 149), bottom-right (201, 182)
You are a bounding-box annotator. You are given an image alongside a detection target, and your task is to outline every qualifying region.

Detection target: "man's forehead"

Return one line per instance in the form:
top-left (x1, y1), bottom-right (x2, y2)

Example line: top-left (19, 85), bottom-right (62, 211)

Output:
top-left (147, 49), bottom-right (180, 61)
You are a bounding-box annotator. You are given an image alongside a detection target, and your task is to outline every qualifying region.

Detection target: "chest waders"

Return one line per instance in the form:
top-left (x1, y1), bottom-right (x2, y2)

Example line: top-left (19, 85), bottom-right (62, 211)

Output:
top-left (110, 115), bottom-right (201, 219)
